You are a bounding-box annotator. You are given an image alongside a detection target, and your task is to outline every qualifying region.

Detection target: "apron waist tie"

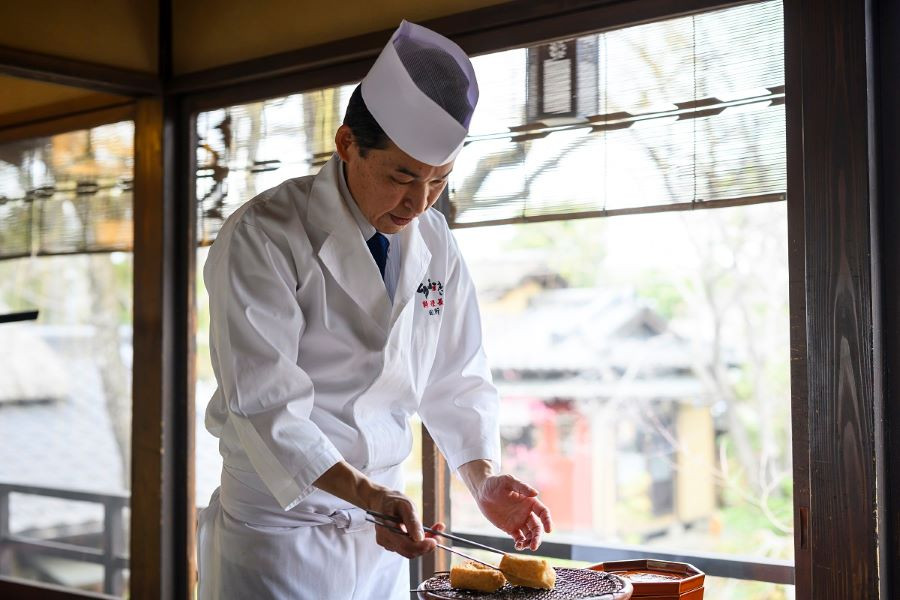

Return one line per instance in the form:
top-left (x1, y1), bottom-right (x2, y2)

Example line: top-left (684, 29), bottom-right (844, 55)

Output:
top-left (328, 507), bottom-right (370, 533)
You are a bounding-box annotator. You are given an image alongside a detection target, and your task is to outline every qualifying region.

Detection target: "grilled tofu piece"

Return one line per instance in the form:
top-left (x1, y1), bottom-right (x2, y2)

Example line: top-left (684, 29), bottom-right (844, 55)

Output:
top-left (499, 554), bottom-right (557, 589)
top-left (449, 560), bottom-right (506, 592)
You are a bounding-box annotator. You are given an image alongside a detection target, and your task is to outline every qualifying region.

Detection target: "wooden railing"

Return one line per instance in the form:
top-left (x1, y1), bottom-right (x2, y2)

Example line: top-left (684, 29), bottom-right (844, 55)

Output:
top-left (0, 482), bottom-right (128, 596)
top-left (2, 482), bottom-right (793, 595)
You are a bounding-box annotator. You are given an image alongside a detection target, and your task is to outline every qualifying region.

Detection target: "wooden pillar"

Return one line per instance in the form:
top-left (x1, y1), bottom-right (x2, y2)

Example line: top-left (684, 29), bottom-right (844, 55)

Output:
top-left (876, 0), bottom-right (900, 596)
top-left (130, 0), bottom-right (196, 597)
top-left (785, 0), bottom-right (885, 597)
top-left (132, 97), bottom-right (172, 600)
top-left (132, 93), bottom-right (194, 600)
top-left (420, 426), bottom-right (452, 579)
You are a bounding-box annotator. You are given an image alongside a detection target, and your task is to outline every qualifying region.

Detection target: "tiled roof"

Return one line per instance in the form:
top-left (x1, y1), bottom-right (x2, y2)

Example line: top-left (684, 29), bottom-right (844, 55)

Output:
top-left (483, 288), bottom-right (696, 374)
top-left (0, 347), bottom-right (125, 534)
top-left (0, 324), bottom-right (70, 403)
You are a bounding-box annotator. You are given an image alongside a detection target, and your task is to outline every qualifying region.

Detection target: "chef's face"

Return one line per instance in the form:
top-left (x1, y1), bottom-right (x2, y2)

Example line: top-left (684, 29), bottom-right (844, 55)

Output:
top-left (335, 124), bottom-right (453, 234)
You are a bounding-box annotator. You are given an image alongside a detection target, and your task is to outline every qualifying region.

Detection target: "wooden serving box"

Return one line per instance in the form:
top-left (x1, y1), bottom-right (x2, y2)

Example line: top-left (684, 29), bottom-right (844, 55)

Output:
top-left (588, 559), bottom-right (704, 599)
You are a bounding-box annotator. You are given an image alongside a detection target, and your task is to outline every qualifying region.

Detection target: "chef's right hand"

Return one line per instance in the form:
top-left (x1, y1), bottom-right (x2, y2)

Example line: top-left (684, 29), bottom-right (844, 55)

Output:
top-left (312, 461), bottom-right (439, 558)
top-left (368, 488), bottom-right (439, 559)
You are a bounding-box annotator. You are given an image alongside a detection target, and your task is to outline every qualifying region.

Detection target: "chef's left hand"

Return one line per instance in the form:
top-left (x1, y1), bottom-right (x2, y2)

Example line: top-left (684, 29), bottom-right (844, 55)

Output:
top-left (458, 460), bottom-right (553, 551)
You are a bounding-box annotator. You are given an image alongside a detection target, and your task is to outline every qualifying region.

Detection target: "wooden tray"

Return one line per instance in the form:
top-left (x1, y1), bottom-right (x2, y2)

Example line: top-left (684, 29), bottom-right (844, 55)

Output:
top-left (587, 560), bottom-right (704, 598)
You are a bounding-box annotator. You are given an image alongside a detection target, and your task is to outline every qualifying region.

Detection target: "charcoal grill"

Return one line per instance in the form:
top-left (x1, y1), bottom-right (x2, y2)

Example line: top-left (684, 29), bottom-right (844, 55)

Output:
top-left (417, 567), bottom-right (634, 600)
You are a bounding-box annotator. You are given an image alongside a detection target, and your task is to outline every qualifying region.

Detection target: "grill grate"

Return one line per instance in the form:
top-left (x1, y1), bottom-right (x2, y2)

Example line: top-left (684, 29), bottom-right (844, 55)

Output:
top-left (418, 568), bottom-right (628, 600)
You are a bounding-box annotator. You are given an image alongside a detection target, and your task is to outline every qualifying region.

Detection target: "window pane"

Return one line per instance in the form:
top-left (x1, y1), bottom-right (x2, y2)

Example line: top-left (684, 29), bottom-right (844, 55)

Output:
top-left (705, 575), bottom-right (795, 599)
top-left (189, 1), bottom-right (790, 591)
top-left (451, 0), bottom-right (785, 225)
top-left (0, 122), bottom-right (133, 595)
top-left (191, 3), bottom-right (786, 241)
top-left (196, 85), bottom-right (356, 244)
top-left (0, 122), bottom-right (134, 258)
top-left (451, 202), bottom-right (792, 581)
top-left (0, 253), bottom-right (133, 595)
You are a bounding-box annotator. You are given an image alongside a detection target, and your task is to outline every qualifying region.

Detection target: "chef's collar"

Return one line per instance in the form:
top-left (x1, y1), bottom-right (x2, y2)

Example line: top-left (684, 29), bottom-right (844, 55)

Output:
top-left (337, 157), bottom-right (394, 243)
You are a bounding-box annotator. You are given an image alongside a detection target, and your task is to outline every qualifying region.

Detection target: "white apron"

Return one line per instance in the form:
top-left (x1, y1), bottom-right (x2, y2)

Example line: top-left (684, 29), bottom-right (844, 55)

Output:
top-left (198, 156), bottom-right (501, 599)
top-left (198, 490), bottom-right (408, 600)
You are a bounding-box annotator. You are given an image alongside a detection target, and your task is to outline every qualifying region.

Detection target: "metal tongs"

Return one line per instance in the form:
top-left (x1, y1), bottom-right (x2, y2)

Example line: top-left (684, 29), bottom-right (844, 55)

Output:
top-left (365, 509), bottom-right (505, 571)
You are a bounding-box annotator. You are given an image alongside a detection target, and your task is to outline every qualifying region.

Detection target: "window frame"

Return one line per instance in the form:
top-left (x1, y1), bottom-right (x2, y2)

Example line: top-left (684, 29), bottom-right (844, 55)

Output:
top-left (180, 0), bottom-right (800, 590)
top-left (0, 105), bottom-right (138, 599)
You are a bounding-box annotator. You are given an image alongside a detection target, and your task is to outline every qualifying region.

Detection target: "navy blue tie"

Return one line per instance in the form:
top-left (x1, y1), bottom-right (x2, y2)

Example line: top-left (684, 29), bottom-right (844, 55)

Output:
top-left (366, 232), bottom-right (389, 280)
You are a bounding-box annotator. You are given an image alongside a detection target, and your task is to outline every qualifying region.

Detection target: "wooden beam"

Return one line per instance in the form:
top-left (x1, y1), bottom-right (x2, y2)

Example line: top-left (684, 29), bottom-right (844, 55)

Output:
top-left (168, 0), bottom-right (753, 98)
top-left (420, 426), bottom-right (452, 579)
top-left (0, 103), bottom-right (138, 600)
top-left (783, 0), bottom-right (811, 596)
top-left (132, 96), bottom-right (169, 600)
top-left (132, 95), bottom-right (193, 600)
top-left (0, 44), bottom-right (159, 97)
top-left (450, 193), bottom-right (786, 229)
top-left (0, 102), bottom-right (134, 145)
top-left (0, 93), bottom-right (127, 130)
top-left (785, 0), bottom-right (884, 597)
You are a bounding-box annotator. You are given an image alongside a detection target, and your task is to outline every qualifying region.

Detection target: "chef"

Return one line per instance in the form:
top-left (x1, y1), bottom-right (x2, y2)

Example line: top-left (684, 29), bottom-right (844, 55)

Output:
top-left (197, 20), bottom-right (553, 600)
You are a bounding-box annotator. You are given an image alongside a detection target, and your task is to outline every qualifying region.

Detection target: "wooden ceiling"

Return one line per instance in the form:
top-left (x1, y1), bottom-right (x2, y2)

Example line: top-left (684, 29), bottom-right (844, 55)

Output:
top-left (0, 0), bottom-right (508, 128)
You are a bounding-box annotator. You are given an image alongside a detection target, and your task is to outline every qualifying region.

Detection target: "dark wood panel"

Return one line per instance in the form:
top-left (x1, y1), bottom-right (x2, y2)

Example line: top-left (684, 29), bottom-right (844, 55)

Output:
top-left (0, 103), bottom-right (134, 145)
top-left (170, 0), bottom-right (752, 98)
top-left (160, 0), bottom-right (199, 593)
top-left (783, 0), bottom-right (811, 596)
top-left (183, 58), bottom-right (371, 114)
top-left (0, 45), bottom-right (159, 97)
top-left (0, 577), bottom-right (112, 600)
top-left (176, 99), bottom-right (199, 600)
top-left (876, 0), bottom-right (900, 595)
top-left (159, 0), bottom-right (173, 85)
top-left (788, 0), bottom-right (882, 597)
top-left (450, 0), bottom-right (756, 58)
top-left (0, 94), bottom-right (128, 131)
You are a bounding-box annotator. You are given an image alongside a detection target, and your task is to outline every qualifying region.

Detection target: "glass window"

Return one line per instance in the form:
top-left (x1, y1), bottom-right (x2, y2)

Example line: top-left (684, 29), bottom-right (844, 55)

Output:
top-left (190, 1), bottom-right (790, 595)
top-left (0, 121), bottom-right (134, 596)
top-left (449, 2), bottom-right (792, 597)
top-left (450, 1), bottom-right (784, 226)
top-left (451, 204), bottom-right (792, 598)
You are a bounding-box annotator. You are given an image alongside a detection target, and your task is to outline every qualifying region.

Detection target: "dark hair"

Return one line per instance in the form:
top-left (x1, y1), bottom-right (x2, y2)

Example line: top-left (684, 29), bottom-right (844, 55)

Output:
top-left (342, 85), bottom-right (390, 157)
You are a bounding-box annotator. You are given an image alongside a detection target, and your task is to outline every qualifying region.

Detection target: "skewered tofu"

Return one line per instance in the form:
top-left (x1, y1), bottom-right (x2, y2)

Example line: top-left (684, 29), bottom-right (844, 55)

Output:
top-left (499, 554), bottom-right (557, 589)
top-left (449, 560), bottom-right (507, 592)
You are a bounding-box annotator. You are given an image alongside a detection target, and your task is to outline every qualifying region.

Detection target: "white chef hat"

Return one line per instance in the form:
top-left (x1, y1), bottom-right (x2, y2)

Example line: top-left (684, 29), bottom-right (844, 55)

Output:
top-left (361, 20), bottom-right (479, 166)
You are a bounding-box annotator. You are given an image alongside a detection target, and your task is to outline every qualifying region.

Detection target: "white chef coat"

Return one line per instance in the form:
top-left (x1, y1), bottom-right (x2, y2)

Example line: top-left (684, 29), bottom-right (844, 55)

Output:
top-left (197, 155), bottom-right (501, 599)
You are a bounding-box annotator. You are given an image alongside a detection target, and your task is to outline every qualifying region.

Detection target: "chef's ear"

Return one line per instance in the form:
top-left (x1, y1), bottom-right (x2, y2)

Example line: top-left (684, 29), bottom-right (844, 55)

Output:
top-left (334, 125), bottom-right (357, 163)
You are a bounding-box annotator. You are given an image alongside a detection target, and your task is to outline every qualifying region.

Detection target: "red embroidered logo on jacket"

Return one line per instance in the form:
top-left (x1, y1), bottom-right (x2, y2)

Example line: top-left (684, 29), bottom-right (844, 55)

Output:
top-left (416, 279), bottom-right (444, 316)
